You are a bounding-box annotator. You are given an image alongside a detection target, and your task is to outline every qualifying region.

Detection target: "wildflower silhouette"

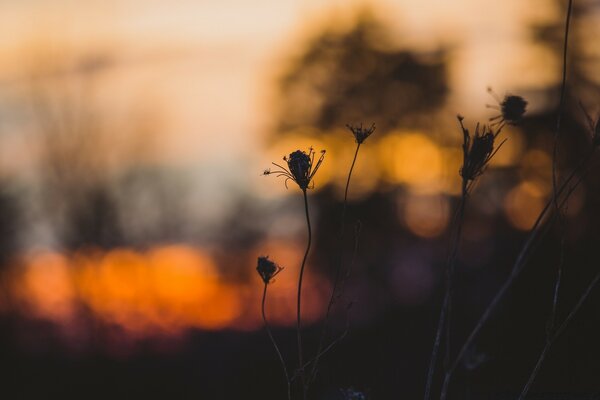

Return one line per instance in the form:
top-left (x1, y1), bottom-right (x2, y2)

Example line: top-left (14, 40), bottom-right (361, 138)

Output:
top-left (425, 113), bottom-right (509, 400)
top-left (346, 123), bottom-right (376, 144)
top-left (264, 147), bottom-right (326, 190)
top-left (310, 123), bottom-right (374, 385)
top-left (263, 146), bottom-right (326, 399)
top-left (257, 256), bottom-right (283, 284)
top-left (256, 256), bottom-right (290, 400)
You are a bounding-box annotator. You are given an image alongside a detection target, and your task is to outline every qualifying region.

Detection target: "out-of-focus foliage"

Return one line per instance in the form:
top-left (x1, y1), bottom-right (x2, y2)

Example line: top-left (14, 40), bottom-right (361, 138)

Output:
top-left (274, 10), bottom-right (448, 134)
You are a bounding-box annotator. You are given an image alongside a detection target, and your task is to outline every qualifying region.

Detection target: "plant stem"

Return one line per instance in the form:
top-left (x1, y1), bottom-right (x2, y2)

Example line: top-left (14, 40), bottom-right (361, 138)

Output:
top-left (548, 0), bottom-right (573, 346)
top-left (518, 271), bottom-right (600, 400)
top-left (439, 150), bottom-right (595, 400)
top-left (297, 188), bottom-right (312, 400)
top-left (261, 283), bottom-right (291, 400)
top-left (424, 180), bottom-right (468, 400)
top-left (310, 142), bottom-right (361, 383)
top-left (551, 0), bottom-right (573, 211)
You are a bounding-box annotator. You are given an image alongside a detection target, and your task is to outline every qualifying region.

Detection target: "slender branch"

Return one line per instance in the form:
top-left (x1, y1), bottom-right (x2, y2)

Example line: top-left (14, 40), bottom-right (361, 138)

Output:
top-left (261, 283), bottom-right (291, 400)
top-left (297, 188), bottom-right (312, 400)
top-left (310, 142), bottom-right (361, 383)
top-left (518, 271), bottom-right (600, 400)
top-left (439, 149), bottom-right (595, 400)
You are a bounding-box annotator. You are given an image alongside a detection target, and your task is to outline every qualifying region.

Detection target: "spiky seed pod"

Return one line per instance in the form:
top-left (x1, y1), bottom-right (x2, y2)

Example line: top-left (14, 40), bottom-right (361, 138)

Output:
top-left (256, 256), bottom-right (283, 284)
top-left (346, 123), bottom-right (376, 144)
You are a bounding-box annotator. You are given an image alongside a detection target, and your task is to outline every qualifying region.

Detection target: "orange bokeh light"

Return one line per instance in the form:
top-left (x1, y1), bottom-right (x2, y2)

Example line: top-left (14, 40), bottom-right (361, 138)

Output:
top-left (7, 244), bottom-right (328, 337)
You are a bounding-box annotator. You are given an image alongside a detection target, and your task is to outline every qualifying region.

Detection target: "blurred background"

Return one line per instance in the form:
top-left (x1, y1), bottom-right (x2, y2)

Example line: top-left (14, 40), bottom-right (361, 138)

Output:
top-left (0, 0), bottom-right (600, 398)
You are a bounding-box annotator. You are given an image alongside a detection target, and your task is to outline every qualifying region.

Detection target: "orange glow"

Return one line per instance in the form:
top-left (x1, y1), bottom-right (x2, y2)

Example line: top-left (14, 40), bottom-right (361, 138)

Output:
top-left (378, 131), bottom-right (444, 194)
top-left (519, 149), bottom-right (552, 193)
top-left (504, 181), bottom-right (546, 230)
top-left (6, 244), bottom-right (328, 337)
top-left (402, 194), bottom-right (450, 238)
top-left (489, 128), bottom-right (525, 167)
top-left (14, 251), bottom-right (77, 321)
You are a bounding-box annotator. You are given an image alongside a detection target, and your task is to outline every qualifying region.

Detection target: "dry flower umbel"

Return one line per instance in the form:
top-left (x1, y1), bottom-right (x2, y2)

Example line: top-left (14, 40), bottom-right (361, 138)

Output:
top-left (264, 147), bottom-right (326, 190)
top-left (256, 256), bottom-right (283, 284)
top-left (346, 123), bottom-right (376, 144)
top-left (458, 115), bottom-right (505, 182)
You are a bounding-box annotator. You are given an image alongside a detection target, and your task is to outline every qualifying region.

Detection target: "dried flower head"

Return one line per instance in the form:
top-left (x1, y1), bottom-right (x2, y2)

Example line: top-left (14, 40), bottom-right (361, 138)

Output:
top-left (458, 115), bottom-right (505, 182)
top-left (263, 147), bottom-right (326, 190)
top-left (346, 123), bottom-right (376, 144)
top-left (487, 87), bottom-right (527, 128)
top-left (256, 256), bottom-right (283, 284)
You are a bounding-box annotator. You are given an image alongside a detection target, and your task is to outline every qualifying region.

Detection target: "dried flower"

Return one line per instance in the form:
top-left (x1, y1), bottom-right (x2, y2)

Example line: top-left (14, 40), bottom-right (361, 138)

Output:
top-left (458, 115), bottom-right (505, 182)
top-left (256, 256), bottom-right (283, 284)
top-left (346, 123), bottom-right (376, 144)
top-left (263, 147), bottom-right (326, 190)
top-left (487, 88), bottom-right (527, 127)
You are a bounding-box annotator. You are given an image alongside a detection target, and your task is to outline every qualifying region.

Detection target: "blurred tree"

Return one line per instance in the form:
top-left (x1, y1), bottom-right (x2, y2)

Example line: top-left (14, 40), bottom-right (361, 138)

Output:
top-left (273, 9), bottom-right (449, 135)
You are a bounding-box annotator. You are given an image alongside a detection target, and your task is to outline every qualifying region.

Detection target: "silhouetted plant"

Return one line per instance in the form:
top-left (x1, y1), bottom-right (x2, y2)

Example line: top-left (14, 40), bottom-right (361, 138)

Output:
top-left (309, 123), bottom-right (375, 385)
top-left (256, 256), bottom-right (290, 400)
top-left (263, 147), bottom-right (326, 399)
top-left (425, 110), bottom-right (510, 400)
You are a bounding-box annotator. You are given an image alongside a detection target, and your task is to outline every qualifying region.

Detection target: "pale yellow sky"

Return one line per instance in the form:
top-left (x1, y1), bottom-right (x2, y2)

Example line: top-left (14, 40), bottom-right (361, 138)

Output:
top-left (0, 0), bottom-right (562, 173)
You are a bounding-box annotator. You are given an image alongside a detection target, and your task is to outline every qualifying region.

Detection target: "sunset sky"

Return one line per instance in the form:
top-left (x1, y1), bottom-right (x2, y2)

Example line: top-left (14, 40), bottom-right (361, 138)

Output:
top-left (0, 0), bottom-right (561, 167)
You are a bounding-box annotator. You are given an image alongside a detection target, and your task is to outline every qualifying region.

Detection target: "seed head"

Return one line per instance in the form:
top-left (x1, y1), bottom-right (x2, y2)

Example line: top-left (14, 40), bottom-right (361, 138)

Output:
top-left (501, 95), bottom-right (527, 124)
top-left (487, 88), bottom-right (527, 128)
top-left (287, 150), bottom-right (312, 189)
top-left (458, 116), bottom-right (505, 182)
top-left (346, 123), bottom-right (376, 144)
top-left (256, 256), bottom-right (283, 284)
top-left (263, 147), bottom-right (326, 190)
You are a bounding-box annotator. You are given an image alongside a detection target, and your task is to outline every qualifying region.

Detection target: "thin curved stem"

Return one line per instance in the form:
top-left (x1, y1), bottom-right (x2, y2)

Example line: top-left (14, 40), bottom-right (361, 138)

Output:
top-left (297, 188), bottom-right (312, 400)
top-left (261, 283), bottom-right (291, 400)
top-left (439, 149), bottom-right (595, 400)
top-left (518, 271), bottom-right (600, 400)
top-left (310, 142), bottom-right (361, 383)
